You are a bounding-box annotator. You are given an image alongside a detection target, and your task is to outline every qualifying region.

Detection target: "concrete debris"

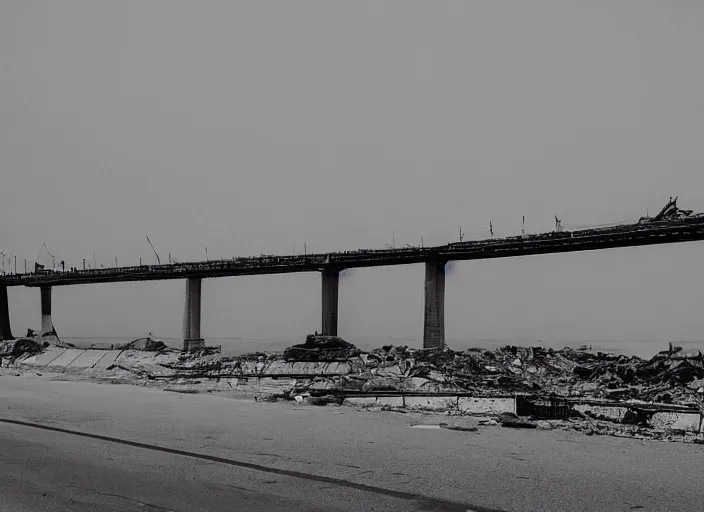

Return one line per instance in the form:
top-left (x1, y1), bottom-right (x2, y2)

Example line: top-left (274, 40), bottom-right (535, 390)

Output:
top-left (283, 335), bottom-right (360, 362)
top-left (8, 336), bottom-right (704, 406)
top-left (353, 343), bottom-right (704, 404)
top-left (7, 333), bottom-right (704, 443)
top-left (254, 394), bottom-right (279, 403)
top-left (530, 418), bottom-right (701, 443)
top-left (2, 335), bottom-right (73, 355)
top-left (7, 336), bottom-right (704, 406)
top-left (39, 334), bottom-right (75, 349)
top-left (121, 337), bottom-right (168, 351)
top-left (1, 338), bottom-right (43, 357)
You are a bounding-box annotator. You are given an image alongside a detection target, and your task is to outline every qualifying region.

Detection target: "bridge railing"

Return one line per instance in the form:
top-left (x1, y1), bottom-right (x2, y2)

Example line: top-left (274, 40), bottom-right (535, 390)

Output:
top-left (4, 215), bottom-right (704, 286)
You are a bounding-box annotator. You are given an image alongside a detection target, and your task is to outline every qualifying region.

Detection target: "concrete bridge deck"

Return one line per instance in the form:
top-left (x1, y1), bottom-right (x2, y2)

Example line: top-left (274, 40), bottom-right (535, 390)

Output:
top-left (3, 214), bottom-right (704, 288)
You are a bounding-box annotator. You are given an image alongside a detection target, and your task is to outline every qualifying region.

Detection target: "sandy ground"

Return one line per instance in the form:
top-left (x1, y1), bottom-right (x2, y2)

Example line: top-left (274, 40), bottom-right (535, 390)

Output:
top-left (1, 372), bottom-right (704, 511)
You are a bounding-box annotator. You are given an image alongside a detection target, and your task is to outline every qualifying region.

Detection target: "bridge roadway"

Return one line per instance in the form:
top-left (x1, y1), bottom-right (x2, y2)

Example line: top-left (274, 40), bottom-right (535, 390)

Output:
top-left (4, 216), bottom-right (704, 288)
top-left (2, 215), bottom-right (704, 349)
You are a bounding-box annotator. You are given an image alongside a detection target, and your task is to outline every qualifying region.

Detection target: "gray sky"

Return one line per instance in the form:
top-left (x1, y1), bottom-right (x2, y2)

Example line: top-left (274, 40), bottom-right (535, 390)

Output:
top-left (2, 1), bottom-right (704, 353)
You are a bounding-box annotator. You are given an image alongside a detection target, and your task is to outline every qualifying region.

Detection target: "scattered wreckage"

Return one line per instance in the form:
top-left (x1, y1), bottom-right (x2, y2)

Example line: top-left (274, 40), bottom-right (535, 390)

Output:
top-left (3, 334), bottom-right (704, 442)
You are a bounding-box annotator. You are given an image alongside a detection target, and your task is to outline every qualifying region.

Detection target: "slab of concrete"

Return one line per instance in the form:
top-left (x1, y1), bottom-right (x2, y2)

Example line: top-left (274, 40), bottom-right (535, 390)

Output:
top-left (574, 404), bottom-right (627, 423)
top-left (46, 349), bottom-right (85, 368)
top-left (651, 411), bottom-right (700, 432)
top-left (15, 354), bottom-right (38, 366)
top-left (343, 396), bottom-right (405, 408)
top-left (235, 361), bottom-right (352, 376)
top-left (92, 350), bottom-right (122, 369)
top-left (287, 361), bottom-right (350, 375)
top-left (576, 403), bottom-right (701, 432)
top-left (458, 397), bottom-right (515, 415)
top-left (34, 349), bottom-right (67, 367)
top-left (68, 350), bottom-right (110, 369)
top-left (404, 396), bottom-right (458, 411)
top-left (257, 377), bottom-right (296, 394)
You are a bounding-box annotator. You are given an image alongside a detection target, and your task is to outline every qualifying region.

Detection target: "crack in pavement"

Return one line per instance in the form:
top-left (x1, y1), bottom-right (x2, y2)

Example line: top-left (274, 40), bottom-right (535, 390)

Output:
top-left (94, 491), bottom-right (178, 512)
top-left (226, 484), bottom-right (258, 493)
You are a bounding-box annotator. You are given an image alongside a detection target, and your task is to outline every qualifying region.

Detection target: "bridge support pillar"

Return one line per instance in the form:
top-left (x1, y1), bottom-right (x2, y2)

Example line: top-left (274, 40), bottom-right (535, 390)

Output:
top-left (423, 262), bottom-right (445, 349)
top-left (40, 286), bottom-right (54, 336)
top-left (0, 285), bottom-right (13, 340)
top-left (182, 277), bottom-right (203, 351)
top-left (321, 270), bottom-right (339, 336)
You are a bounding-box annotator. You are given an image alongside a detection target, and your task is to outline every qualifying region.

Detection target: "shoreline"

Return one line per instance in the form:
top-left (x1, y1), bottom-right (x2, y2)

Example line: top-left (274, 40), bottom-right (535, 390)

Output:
top-left (58, 336), bottom-right (704, 360)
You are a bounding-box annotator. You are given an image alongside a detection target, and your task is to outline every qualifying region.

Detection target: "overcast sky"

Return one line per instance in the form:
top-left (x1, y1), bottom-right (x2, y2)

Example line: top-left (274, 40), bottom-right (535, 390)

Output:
top-left (2, 1), bottom-right (704, 354)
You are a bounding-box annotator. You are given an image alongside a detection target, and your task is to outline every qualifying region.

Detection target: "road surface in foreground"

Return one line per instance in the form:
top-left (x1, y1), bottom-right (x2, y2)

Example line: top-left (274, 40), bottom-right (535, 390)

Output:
top-left (0, 374), bottom-right (703, 511)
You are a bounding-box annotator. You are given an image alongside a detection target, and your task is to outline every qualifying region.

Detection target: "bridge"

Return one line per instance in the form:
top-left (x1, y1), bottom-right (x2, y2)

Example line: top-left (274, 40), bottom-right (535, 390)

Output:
top-left (2, 199), bottom-right (704, 350)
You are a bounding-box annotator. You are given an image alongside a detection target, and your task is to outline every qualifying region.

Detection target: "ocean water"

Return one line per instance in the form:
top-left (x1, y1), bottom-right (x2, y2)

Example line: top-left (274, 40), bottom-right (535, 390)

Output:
top-left (60, 335), bottom-right (704, 359)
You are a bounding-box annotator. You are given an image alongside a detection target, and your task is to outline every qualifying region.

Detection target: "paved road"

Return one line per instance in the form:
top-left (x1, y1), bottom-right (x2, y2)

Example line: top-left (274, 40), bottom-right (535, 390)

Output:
top-left (0, 422), bottom-right (467, 512)
top-left (1, 374), bottom-right (704, 511)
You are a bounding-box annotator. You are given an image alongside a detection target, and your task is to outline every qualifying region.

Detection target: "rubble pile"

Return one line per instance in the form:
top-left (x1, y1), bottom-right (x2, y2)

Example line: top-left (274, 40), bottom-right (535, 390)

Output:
top-left (564, 344), bottom-right (704, 403)
top-left (284, 335), bottom-right (360, 362)
top-left (523, 417), bottom-right (702, 443)
top-left (0, 338), bottom-right (43, 357)
top-left (121, 337), bottom-right (168, 351)
top-left (5, 333), bottom-right (704, 411)
top-left (344, 343), bottom-right (704, 403)
top-left (5, 332), bottom-right (704, 441)
top-left (349, 344), bottom-right (581, 395)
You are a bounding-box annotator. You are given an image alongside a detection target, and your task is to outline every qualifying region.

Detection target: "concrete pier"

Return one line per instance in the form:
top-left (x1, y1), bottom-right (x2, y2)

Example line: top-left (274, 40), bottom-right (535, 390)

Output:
top-left (321, 270), bottom-right (339, 336)
top-left (423, 261), bottom-right (445, 348)
top-left (182, 277), bottom-right (203, 351)
top-left (0, 284), bottom-right (13, 340)
top-left (40, 286), bottom-right (53, 335)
